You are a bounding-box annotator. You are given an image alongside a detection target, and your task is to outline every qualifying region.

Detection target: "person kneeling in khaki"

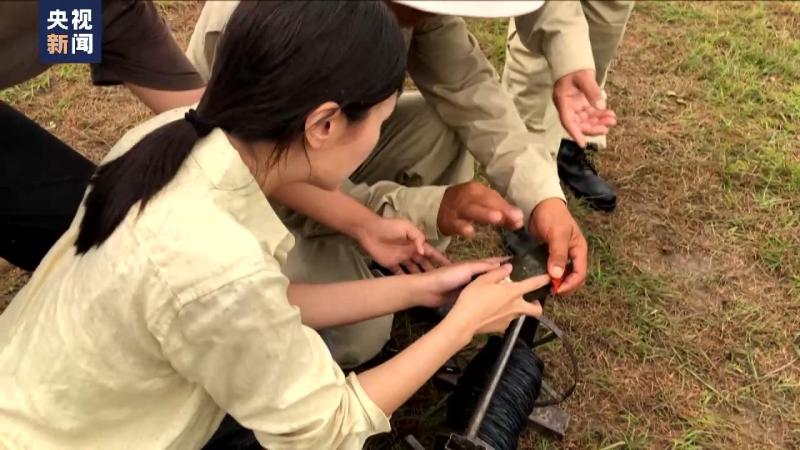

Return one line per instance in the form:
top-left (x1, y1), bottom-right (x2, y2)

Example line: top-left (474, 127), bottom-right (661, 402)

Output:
top-left (188, 0), bottom-right (599, 368)
top-left (504, 0), bottom-right (633, 211)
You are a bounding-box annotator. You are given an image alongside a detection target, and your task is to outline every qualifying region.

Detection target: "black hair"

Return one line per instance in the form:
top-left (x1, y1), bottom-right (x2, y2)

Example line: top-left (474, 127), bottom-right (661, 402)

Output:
top-left (75, 1), bottom-right (406, 253)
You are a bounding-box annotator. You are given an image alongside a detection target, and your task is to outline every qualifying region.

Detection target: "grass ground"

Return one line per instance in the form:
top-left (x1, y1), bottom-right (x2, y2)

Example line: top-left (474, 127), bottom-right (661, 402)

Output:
top-left (2, 2), bottom-right (798, 449)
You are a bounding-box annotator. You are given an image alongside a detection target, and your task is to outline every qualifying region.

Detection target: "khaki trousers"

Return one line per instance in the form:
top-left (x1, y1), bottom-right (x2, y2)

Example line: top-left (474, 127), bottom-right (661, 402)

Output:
top-left (282, 92), bottom-right (473, 368)
top-left (502, 1), bottom-right (634, 153)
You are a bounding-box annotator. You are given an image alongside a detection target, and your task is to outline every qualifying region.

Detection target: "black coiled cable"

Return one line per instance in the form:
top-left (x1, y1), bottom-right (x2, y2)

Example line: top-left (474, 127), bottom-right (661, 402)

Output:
top-left (447, 336), bottom-right (544, 450)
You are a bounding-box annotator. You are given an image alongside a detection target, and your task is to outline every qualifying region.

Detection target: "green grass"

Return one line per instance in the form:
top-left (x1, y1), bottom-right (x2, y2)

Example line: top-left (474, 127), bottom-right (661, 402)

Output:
top-left (641, 2), bottom-right (800, 294)
top-left (457, 4), bottom-right (800, 449)
top-left (2, 2), bottom-right (798, 449)
top-left (0, 64), bottom-right (88, 104)
top-left (465, 18), bottom-right (510, 72)
top-left (0, 71), bottom-right (52, 104)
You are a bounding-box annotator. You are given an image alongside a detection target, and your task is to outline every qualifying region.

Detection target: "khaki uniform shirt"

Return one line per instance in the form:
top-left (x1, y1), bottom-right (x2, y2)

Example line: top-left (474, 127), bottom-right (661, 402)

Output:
top-left (0, 107), bottom-right (389, 449)
top-left (187, 1), bottom-right (569, 222)
top-left (515, 1), bottom-right (595, 81)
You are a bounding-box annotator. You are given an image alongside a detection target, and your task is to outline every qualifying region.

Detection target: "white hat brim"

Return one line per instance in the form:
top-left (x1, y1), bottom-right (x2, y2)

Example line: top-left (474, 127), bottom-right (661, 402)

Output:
top-left (392, 1), bottom-right (544, 18)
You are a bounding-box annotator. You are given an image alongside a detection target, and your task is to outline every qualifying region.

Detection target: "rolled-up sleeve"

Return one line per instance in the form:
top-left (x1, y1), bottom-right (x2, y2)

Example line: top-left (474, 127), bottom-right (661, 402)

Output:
top-left (408, 16), bottom-right (565, 221)
top-left (347, 181), bottom-right (447, 241)
top-left (160, 266), bottom-right (390, 450)
top-left (91, 0), bottom-right (204, 90)
top-left (514, 1), bottom-right (595, 81)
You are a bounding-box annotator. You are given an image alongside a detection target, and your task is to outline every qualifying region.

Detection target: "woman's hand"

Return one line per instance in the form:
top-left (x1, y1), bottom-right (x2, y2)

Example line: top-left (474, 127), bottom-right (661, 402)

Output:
top-left (443, 264), bottom-right (548, 340)
top-left (358, 264), bottom-right (547, 416)
top-left (413, 257), bottom-right (509, 308)
top-left (355, 217), bottom-right (450, 274)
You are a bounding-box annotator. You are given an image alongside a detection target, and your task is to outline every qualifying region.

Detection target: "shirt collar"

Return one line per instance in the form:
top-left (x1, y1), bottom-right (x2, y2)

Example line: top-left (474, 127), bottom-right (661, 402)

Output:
top-left (190, 129), bottom-right (295, 263)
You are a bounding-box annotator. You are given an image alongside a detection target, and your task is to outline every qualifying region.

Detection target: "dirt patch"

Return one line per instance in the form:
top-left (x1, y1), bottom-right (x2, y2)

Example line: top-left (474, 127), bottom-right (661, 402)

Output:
top-left (0, 266), bottom-right (29, 312)
top-left (769, 2), bottom-right (800, 40)
top-left (2, 2), bottom-right (798, 450)
top-left (657, 251), bottom-right (714, 275)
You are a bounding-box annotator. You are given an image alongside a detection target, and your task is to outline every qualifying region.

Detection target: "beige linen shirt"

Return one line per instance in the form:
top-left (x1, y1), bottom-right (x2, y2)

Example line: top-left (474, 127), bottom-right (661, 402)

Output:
top-left (187, 1), bottom-right (567, 223)
top-left (0, 107), bottom-right (389, 449)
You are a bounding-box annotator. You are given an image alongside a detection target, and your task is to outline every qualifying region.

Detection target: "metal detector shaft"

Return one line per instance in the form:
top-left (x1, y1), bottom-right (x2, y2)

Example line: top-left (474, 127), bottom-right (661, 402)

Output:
top-left (465, 315), bottom-right (527, 438)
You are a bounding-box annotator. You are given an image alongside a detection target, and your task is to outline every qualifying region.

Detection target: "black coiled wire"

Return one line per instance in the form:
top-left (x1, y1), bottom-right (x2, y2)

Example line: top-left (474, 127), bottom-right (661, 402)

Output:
top-left (447, 336), bottom-right (544, 450)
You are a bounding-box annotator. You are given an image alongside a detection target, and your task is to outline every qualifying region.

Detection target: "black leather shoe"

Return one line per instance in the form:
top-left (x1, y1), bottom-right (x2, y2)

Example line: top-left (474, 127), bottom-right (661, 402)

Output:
top-left (557, 140), bottom-right (617, 212)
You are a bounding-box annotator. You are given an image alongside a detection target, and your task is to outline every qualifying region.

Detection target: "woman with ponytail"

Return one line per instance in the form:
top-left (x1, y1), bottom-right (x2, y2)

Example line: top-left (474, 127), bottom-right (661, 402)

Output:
top-left (0, 2), bottom-right (547, 449)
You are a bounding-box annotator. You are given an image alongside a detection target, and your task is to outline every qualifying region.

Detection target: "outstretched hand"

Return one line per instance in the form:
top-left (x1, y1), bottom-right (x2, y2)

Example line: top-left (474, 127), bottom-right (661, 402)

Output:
top-left (553, 69), bottom-right (617, 148)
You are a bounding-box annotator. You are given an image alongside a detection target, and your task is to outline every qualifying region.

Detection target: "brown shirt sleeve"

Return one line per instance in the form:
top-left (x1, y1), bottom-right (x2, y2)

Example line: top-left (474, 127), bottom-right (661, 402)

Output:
top-left (91, 0), bottom-right (204, 91)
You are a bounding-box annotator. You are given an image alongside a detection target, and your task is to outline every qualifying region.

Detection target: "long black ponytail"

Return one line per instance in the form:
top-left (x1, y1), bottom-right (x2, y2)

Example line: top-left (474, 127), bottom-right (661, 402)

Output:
top-left (75, 1), bottom-right (406, 254)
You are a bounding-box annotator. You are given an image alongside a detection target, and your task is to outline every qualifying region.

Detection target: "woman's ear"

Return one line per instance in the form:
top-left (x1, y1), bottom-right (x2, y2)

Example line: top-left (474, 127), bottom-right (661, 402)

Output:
top-left (304, 101), bottom-right (342, 150)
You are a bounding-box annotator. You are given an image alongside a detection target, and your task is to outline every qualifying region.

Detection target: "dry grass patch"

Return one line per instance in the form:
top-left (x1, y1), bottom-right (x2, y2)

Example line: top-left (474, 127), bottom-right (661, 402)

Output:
top-left (1, 2), bottom-right (798, 449)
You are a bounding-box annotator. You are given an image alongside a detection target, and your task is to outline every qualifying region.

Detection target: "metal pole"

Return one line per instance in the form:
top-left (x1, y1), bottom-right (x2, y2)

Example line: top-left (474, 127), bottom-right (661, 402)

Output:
top-left (465, 315), bottom-right (527, 438)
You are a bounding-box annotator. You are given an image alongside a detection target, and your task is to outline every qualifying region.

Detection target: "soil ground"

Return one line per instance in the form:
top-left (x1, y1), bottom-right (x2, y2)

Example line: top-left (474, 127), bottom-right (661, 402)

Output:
top-left (2, 2), bottom-right (798, 449)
